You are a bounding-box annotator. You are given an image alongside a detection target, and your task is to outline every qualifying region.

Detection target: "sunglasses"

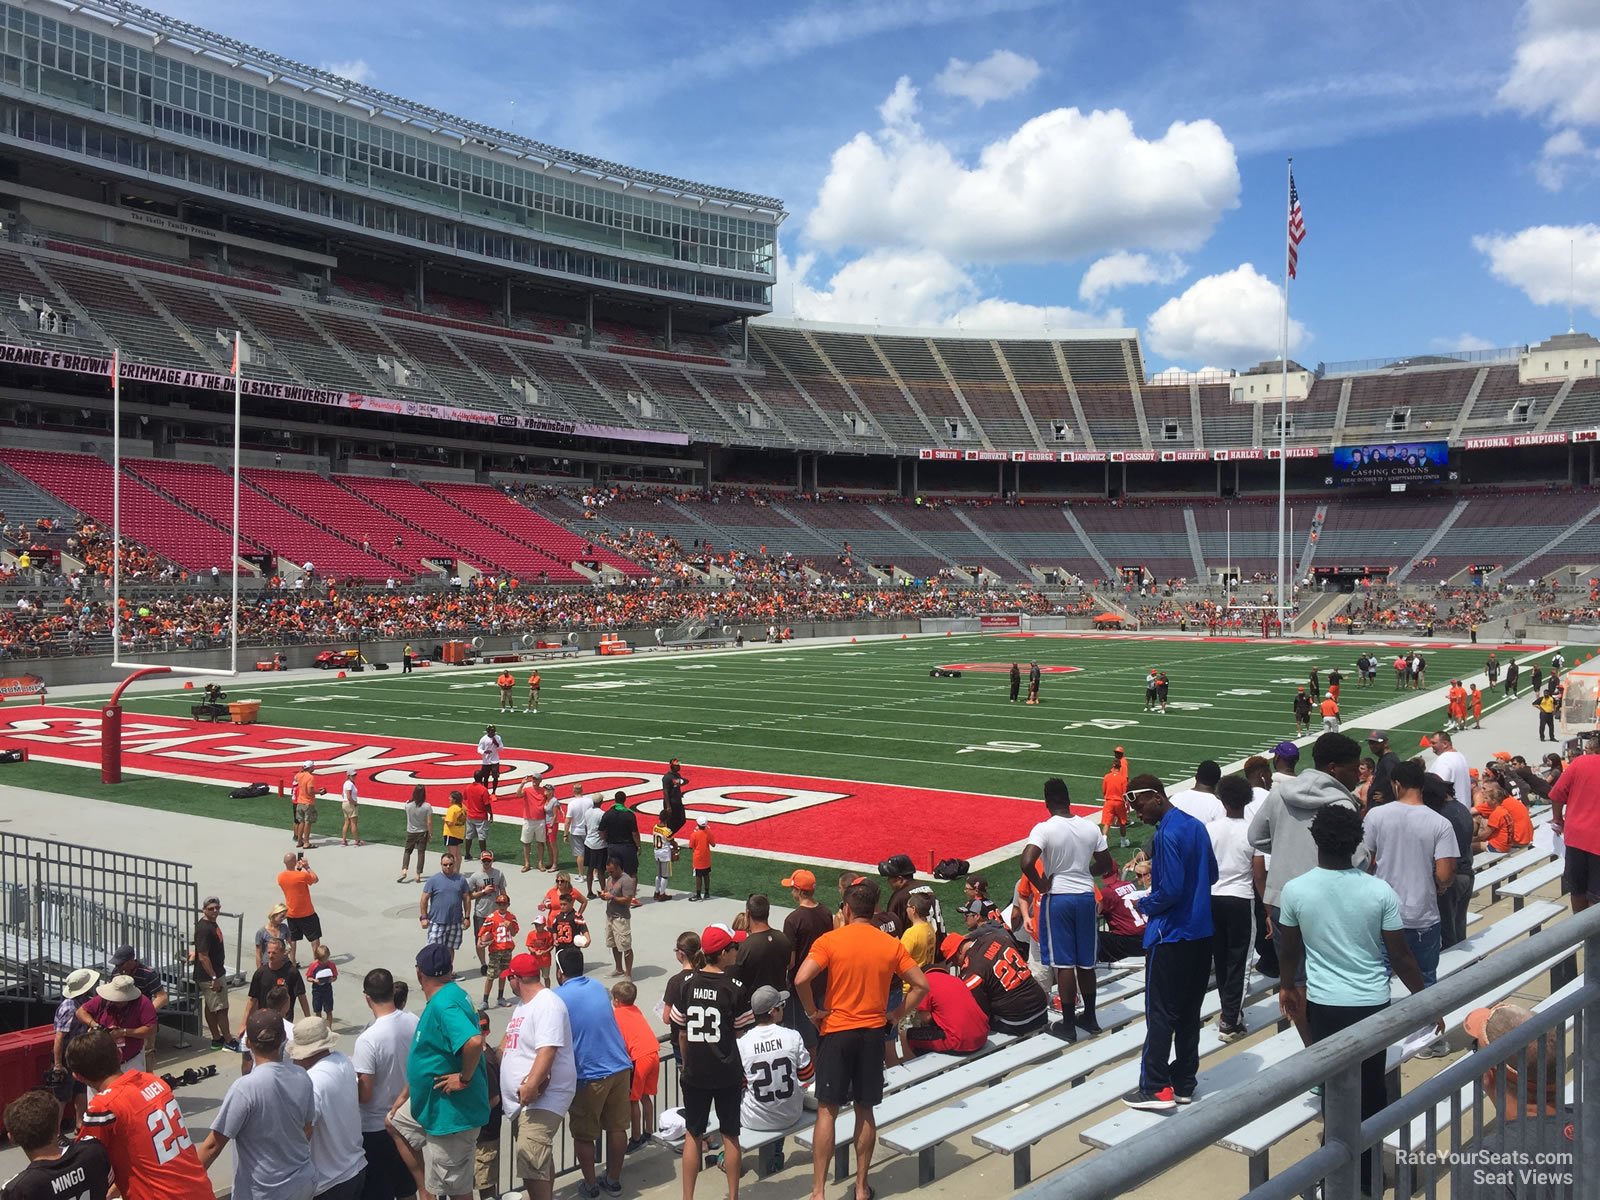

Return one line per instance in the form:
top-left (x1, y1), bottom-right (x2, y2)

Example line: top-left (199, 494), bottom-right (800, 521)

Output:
top-left (1126, 788), bottom-right (1161, 799)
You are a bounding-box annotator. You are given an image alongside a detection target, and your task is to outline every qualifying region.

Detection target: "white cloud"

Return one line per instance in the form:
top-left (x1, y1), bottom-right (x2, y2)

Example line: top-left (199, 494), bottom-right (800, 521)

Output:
top-left (767, 246), bottom-right (1122, 332)
top-left (1430, 333), bottom-right (1497, 353)
top-left (1500, 0), bottom-right (1600, 129)
top-left (1534, 128), bottom-right (1600, 190)
top-left (805, 80), bottom-right (1240, 263)
top-left (932, 50), bottom-right (1040, 107)
top-left (1146, 264), bottom-right (1308, 367)
top-left (1078, 252), bottom-right (1188, 303)
top-left (323, 58), bottom-right (374, 85)
top-left (1473, 224), bottom-right (1600, 314)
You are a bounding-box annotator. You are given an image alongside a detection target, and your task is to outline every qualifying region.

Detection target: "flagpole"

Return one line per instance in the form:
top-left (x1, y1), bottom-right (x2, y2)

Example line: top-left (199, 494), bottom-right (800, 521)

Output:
top-left (1276, 156), bottom-right (1292, 639)
top-left (231, 330), bottom-right (241, 672)
top-left (111, 348), bottom-right (120, 656)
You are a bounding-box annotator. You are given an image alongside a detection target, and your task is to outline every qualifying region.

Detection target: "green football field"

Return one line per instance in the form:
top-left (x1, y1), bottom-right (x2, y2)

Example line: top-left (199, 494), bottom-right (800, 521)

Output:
top-left (13, 631), bottom-right (1576, 906)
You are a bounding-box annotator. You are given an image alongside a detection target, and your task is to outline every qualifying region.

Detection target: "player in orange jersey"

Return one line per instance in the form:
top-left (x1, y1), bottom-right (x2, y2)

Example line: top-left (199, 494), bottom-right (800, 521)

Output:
top-left (525, 669), bottom-right (542, 714)
top-left (1101, 746), bottom-right (1131, 848)
top-left (496, 668), bottom-right (516, 713)
top-left (68, 1030), bottom-right (215, 1200)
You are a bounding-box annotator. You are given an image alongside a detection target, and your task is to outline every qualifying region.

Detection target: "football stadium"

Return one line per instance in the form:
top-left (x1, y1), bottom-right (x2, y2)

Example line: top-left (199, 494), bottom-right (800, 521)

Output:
top-left (0, 2), bottom-right (1597, 1198)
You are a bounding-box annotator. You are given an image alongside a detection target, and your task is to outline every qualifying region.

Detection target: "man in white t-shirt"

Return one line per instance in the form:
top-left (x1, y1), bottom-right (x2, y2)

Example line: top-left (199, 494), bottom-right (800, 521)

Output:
top-left (350, 968), bottom-right (419, 1200)
top-left (1167, 761), bottom-right (1227, 825)
top-left (1020, 777), bottom-right (1114, 1043)
top-left (498, 952), bottom-right (577, 1200)
top-left (737, 986), bottom-right (814, 1137)
top-left (1426, 730), bottom-right (1473, 808)
top-left (478, 725), bottom-right (504, 788)
top-left (291, 1016), bottom-right (366, 1200)
top-left (1208, 777), bottom-right (1256, 1036)
top-left (566, 787), bottom-right (593, 870)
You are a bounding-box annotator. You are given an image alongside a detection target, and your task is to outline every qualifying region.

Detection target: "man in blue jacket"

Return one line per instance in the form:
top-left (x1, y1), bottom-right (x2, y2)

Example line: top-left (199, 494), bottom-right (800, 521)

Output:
top-left (1124, 774), bottom-right (1219, 1111)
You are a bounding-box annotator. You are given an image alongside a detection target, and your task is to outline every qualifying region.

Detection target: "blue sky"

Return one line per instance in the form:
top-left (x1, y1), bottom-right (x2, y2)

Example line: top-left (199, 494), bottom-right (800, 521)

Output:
top-left (153, 0), bottom-right (1600, 374)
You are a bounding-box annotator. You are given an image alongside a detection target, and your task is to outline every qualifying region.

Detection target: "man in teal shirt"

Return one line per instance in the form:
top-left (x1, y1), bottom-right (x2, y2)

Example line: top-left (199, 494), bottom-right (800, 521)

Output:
top-left (386, 943), bottom-right (488, 1200)
top-left (1277, 805), bottom-right (1428, 1197)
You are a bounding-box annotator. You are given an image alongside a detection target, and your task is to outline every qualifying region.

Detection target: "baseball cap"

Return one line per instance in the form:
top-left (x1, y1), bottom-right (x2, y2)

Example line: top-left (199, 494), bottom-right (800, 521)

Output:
top-left (302, 760), bottom-right (314, 769)
top-left (480, 851), bottom-right (495, 862)
top-left (415, 943), bottom-right (454, 978)
top-left (1272, 741), bottom-right (1300, 761)
top-left (960, 899), bottom-right (997, 918)
top-left (1492, 751), bottom-right (1512, 762)
top-left (700, 924), bottom-right (747, 957)
top-left (749, 985), bottom-right (790, 1015)
top-left (941, 933), bottom-right (968, 960)
top-left (879, 853), bottom-right (916, 878)
top-left (781, 868), bottom-right (817, 890)
top-left (245, 1009), bottom-right (285, 1051)
top-left (842, 874), bottom-right (868, 888)
top-left (501, 952), bottom-right (542, 980)
top-left (202, 896), bottom-right (221, 909)
top-left (1367, 730), bottom-right (1389, 743)
top-left (1464, 1001), bottom-right (1532, 1046)
top-left (111, 945), bottom-right (136, 966)
top-left (495, 892), bottom-right (510, 904)
top-left (1113, 746), bottom-right (1125, 753)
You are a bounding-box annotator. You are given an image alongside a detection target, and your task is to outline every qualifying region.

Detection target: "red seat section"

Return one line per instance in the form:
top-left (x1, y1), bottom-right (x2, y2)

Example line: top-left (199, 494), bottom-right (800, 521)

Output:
top-left (425, 482), bottom-right (648, 578)
top-left (0, 448), bottom-right (256, 571)
top-left (336, 476), bottom-right (586, 581)
top-left (125, 459), bottom-right (403, 581)
top-left (242, 468), bottom-right (463, 577)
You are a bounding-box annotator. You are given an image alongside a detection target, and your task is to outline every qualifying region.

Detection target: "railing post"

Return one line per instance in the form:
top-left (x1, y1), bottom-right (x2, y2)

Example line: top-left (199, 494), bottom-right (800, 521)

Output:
top-left (1584, 930), bottom-right (1600, 1181)
top-left (1322, 1060), bottom-right (1363, 1200)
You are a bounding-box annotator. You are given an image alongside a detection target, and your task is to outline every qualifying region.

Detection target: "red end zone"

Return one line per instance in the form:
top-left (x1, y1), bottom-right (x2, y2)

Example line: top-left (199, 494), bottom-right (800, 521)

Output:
top-left (0, 706), bottom-right (1051, 871)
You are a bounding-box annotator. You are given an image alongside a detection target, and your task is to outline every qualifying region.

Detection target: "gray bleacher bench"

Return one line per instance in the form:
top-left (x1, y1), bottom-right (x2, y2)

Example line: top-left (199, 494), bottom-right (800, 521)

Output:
top-left (925, 975), bottom-right (1274, 1187)
top-left (1470, 845), bottom-right (1554, 901)
top-left (1499, 859), bottom-right (1566, 911)
top-left (1076, 900), bottom-right (1564, 1191)
top-left (802, 994), bottom-right (1156, 1185)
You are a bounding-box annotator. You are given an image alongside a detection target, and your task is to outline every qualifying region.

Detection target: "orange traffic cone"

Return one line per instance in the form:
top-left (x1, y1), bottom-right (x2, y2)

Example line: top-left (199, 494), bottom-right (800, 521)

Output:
top-left (183, 680), bottom-right (194, 689)
top-left (337, 670), bottom-right (347, 679)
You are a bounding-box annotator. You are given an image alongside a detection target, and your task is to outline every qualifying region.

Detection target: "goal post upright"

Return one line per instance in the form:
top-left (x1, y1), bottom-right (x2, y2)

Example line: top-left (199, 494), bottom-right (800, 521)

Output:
top-left (109, 333), bottom-right (242, 679)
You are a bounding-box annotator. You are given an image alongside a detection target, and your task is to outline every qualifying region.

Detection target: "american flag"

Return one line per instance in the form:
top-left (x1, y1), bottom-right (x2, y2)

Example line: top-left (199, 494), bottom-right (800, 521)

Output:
top-left (1287, 171), bottom-right (1306, 279)
top-left (230, 333), bottom-right (240, 376)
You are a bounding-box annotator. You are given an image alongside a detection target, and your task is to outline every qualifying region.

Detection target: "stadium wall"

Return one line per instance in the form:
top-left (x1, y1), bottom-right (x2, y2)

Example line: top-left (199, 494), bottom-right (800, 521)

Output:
top-left (20, 620), bottom-right (936, 687)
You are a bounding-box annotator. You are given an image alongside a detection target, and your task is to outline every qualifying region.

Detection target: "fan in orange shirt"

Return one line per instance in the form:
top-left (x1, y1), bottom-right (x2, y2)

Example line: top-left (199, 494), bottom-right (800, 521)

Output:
top-left (525, 670), bottom-right (542, 714)
top-left (1100, 746), bottom-right (1131, 848)
top-left (496, 669), bottom-right (516, 714)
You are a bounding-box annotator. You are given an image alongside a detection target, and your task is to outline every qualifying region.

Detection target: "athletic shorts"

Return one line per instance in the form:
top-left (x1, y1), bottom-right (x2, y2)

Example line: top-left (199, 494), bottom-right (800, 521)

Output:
top-left (285, 912), bottom-right (323, 944)
top-left (682, 1083), bottom-right (741, 1138)
top-left (466, 819), bottom-right (491, 842)
top-left (814, 1025), bottom-right (887, 1107)
top-left (1564, 846), bottom-right (1600, 901)
top-left (630, 1055), bottom-right (659, 1103)
top-left (1037, 892), bottom-right (1097, 969)
top-left (584, 846), bottom-right (605, 870)
top-left (341, 801), bottom-right (358, 819)
top-left (1100, 800), bottom-right (1127, 827)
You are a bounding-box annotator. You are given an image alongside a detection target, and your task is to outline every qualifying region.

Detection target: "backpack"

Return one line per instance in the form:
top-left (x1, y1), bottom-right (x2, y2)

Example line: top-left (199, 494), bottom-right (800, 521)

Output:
top-left (932, 857), bottom-right (970, 881)
top-left (229, 782), bottom-right (270, 799)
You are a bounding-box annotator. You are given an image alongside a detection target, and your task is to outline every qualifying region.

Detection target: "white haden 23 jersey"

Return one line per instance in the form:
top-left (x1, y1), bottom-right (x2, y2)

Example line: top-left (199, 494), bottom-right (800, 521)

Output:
top-left (737, 1023), bottom-right (814, 1133)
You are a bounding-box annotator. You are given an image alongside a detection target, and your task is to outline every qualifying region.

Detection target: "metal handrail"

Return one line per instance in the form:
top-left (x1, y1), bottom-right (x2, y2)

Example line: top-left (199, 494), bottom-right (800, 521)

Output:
top-left (1023, 903), bottom-right (1600, 1200)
